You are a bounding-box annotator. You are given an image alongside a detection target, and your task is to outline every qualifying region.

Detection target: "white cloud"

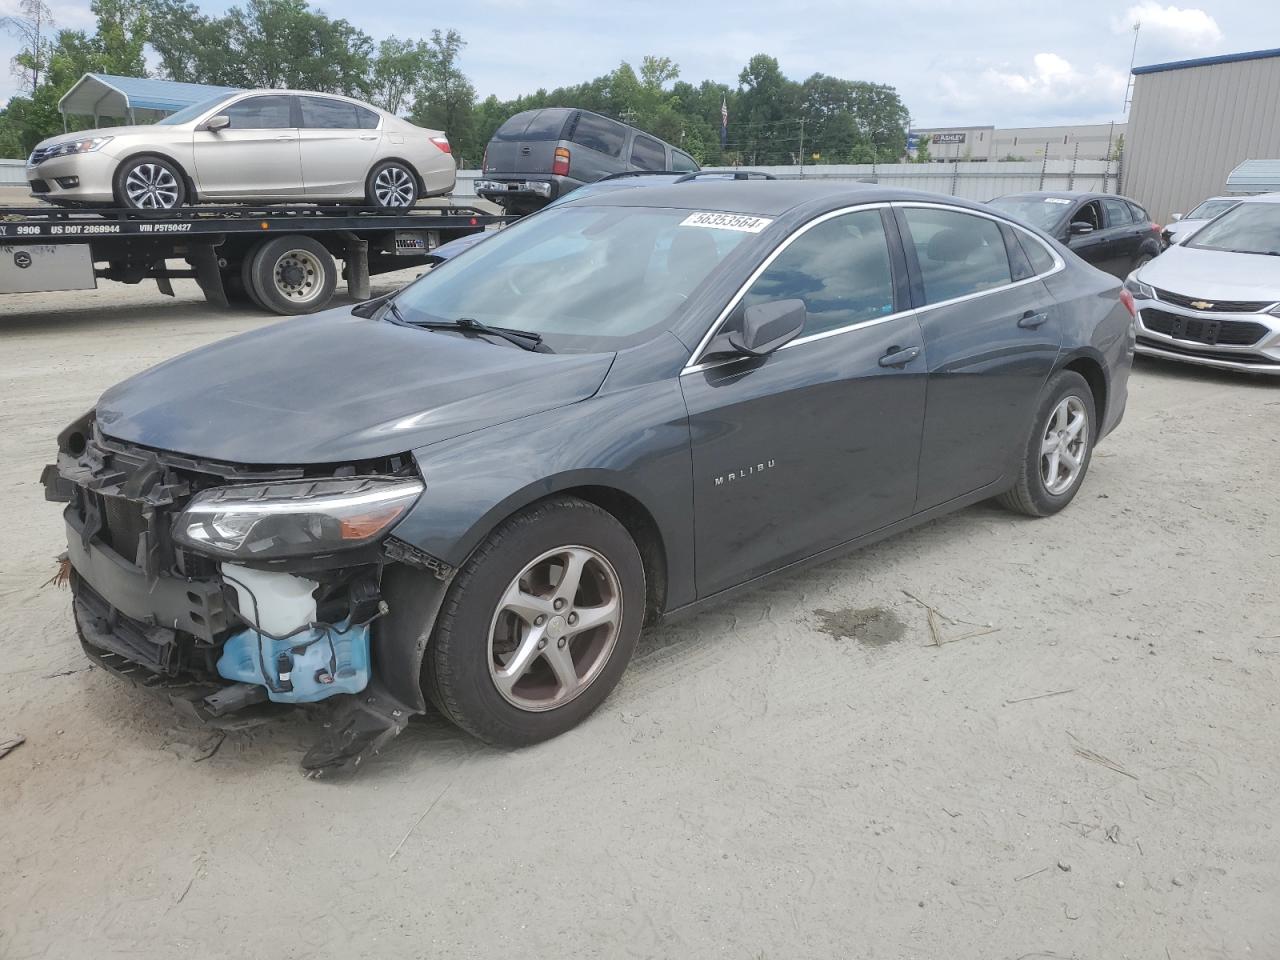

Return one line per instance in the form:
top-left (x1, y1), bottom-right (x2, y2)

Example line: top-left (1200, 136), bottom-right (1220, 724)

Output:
top-left (931, 53), bottom-right (1127, 125)
top-left (1112, 3), bottom-right (1224, 54)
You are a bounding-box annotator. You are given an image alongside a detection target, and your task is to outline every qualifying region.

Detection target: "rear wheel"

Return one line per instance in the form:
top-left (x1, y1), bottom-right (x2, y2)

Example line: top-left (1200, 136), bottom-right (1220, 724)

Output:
top-left (998, 370), bottom-right (1096, 517)
top-left (366, 161), bottom-right (419, 208)
top-left (114, 155), bottom-right (186, 210)
top-left (424, 497), bottom-right (645, 746)
top-left (243, 235), bottom-right (336, 315)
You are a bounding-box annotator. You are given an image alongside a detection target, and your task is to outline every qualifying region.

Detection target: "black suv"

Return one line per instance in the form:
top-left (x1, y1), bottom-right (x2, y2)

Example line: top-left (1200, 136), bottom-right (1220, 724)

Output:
top-left (476, 108), bottom-right (699, 214)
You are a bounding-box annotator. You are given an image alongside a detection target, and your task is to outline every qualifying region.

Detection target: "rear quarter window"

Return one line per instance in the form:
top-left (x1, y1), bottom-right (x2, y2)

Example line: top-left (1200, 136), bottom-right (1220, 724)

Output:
top-left (671, 151), bottom-right (698, 172)
top-left (569, 113), bottom-right (626, 158)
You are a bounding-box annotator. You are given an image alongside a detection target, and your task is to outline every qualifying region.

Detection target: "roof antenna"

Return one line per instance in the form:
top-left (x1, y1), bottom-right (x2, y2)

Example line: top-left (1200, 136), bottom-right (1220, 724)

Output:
top-left (1123, 21), bottom-right (1142, 114)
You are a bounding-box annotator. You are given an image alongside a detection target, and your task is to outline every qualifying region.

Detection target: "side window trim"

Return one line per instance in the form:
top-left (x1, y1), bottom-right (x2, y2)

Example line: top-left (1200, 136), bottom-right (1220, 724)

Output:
top-left (892, 201), bottom-right (1065, 313)
top-left (683, 202), bottom-right (908, 373)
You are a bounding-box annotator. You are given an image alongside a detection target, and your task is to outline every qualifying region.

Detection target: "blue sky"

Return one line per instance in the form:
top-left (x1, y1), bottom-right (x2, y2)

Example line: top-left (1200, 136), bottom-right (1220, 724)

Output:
top-left (1, 0), bottom-right (1274, 126)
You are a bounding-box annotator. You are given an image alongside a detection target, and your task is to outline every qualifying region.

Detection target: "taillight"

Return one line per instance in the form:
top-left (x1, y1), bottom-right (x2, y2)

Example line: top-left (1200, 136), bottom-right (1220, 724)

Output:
top-left (430, 136), bottom-right (451, 154)
top-left (552, 146), bottom-right (571, 177)
top-left (1151, 222), bottom-right (1161, 233)
top-left (1119, 288), bottom-right (1136, 319)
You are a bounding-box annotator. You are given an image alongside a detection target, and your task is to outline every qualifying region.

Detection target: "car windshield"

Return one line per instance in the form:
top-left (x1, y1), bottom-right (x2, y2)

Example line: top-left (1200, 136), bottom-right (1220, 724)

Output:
top-left (1186, 202), bottom-right (1280, 255)
top-left (391, 205), bottom-right (753, 352)
top-left (1185, 198), bottom-right (1237, 220)
top-left (986, 196), bottom-right (1071, 231)
top-left (157, 94), bottom-right (236, 126)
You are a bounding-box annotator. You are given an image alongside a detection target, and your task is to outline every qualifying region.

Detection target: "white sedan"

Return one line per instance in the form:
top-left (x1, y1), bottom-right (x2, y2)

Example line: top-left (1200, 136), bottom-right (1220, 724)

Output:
top-left (26, 89), bottom-right (455, 210)
top-left (1126, 193), bottom-right (1280, 375)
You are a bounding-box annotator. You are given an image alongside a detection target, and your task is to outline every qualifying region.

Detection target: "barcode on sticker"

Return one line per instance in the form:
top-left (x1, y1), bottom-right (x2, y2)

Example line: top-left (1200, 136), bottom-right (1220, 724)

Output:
top-left (680, 211), bottom-right (773, 233)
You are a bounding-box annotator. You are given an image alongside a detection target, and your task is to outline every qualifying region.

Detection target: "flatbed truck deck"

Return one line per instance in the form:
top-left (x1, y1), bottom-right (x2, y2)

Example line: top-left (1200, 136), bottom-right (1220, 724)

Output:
top-left (0, 203), bottom-right (513, 315)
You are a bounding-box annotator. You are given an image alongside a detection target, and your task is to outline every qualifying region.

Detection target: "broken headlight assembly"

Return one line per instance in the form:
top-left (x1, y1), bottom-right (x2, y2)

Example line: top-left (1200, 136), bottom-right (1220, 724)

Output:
top-left (172, 477), bottom-right (424, 560)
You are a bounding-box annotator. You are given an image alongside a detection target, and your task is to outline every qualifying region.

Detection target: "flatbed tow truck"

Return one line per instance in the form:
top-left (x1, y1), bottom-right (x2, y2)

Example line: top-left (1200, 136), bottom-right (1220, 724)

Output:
top-left (0, 202), bottom-right (513, 315)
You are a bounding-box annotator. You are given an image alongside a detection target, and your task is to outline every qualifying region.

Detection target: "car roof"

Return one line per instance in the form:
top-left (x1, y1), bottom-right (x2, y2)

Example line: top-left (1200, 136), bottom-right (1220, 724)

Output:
top-left (995, 190), bottom-right (1140, 203)
top-left (566, 179), bottom-right (997, 218)
top-left (1237, 191), bottom-right (1280, 204)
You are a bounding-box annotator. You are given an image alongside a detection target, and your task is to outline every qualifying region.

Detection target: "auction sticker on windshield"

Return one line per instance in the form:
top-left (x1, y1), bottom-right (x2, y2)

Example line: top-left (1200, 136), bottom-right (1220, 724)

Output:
top-left (680, 212), bottom-right (773, 233)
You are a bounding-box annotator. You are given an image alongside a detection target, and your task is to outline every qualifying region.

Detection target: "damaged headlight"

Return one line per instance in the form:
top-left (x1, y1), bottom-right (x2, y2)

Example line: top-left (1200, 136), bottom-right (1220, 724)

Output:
top-left (172, 477), bottom-right (423, 560)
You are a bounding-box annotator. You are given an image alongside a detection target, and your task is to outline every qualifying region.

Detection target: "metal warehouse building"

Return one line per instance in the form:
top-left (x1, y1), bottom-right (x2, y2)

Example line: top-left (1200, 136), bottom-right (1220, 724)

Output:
top-left (1124, 47), bottom-right (1280, 222)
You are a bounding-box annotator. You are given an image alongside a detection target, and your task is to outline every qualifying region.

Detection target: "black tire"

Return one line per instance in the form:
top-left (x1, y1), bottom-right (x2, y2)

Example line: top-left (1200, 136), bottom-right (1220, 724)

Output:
top-left (113, 154), bottom-right (187, 210)
top-left (245, 235), bottom-right (336, 315)
top-left (236, 256), bottom-right (268, 310)
top-left (424, 496), bottom-right (645, 746)
top-left (998, 370), bottom-right (1097, 517)
top-left (365, 161), bottom-right (419, 208)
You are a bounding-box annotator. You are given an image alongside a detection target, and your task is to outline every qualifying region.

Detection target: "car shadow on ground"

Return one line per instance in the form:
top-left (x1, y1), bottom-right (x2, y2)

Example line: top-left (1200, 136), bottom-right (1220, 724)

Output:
top-left (1133, 354), bottom-right (1280, 389)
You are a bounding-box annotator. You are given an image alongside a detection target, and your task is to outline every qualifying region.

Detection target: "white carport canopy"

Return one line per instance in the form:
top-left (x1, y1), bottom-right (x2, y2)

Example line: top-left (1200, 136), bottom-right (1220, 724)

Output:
top-left (58, 74), bottom-right (241, 129)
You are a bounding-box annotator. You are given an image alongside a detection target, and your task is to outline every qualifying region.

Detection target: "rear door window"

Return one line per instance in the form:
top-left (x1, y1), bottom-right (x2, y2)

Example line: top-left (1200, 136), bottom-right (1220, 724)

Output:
top-left (569, 113), bottom-right (625, 158)
top-left (299, 96), bottom-right (360, 129)
top-left (631, 135), bottom-right (667, 171)
top-left (224, 95), bottom-right (294, 129)
top-left (741, 209), bottom-right (896, 337)
top-left (1102, 198), bottom-right (1133, 228)
top-left (901, 207), bottom-right (1013, 304)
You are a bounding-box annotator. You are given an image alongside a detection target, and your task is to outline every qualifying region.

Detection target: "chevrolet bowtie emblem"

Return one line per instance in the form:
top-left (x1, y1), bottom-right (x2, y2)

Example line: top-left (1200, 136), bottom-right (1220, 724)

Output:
top-left (1189, 300), bottom-right (1214, 310)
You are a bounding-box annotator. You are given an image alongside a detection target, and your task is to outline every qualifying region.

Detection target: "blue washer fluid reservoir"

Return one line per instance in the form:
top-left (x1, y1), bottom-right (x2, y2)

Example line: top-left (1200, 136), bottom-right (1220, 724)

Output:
top-left (217, 619), bottom-right (372, 704)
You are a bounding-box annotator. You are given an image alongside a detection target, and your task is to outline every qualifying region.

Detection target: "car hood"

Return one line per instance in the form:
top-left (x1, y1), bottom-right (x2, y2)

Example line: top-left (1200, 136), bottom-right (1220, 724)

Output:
top-left (35, 125), bottom-right (160, 150)
top-left (1165, 219), bottom-right (1206, 241)
top-left (1137, 244), bottom-right (1280, 300)
top-left (95, 309), bottom-right (614, 465)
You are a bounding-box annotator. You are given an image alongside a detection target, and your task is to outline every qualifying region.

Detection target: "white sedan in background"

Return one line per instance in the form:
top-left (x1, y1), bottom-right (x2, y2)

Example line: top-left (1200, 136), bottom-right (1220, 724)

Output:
top-left (26, 89), bottom-right (455, 210)
top-left (1162, 195), bottom-right (1239, 246)
top-left (1126, 193), bottom-right (1280, 375)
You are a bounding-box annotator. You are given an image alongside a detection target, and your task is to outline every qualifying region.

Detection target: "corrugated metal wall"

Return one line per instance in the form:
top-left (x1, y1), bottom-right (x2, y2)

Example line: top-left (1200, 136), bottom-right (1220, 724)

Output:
top-left (1125, 56), bottom-right (1280, 222)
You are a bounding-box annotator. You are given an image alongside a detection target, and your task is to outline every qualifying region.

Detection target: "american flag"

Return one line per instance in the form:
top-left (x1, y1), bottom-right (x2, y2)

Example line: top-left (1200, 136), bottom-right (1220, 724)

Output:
top-left (720, 96), bottom-right (728, 149)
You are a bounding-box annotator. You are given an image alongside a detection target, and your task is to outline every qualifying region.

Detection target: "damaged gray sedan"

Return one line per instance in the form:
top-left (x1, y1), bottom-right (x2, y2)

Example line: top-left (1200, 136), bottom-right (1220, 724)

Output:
top-left (43, 181), bottom-right (1133, 771)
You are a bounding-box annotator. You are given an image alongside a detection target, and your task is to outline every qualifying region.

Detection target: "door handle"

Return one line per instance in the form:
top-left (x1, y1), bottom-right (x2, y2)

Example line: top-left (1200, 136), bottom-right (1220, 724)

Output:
top-left (359, 134), bottom-right (378, 141)
top-left (1018, 310), bottom-right (1049, 329)
top-left (275, 135), bottom-right (293, 141)
top-left (878, 345), bottom-right (921, 367)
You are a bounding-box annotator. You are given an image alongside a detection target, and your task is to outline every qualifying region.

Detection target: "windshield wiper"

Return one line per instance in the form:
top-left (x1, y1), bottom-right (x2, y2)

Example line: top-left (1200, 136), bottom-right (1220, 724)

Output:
top-left (382, 301), bottom-right (552, 353)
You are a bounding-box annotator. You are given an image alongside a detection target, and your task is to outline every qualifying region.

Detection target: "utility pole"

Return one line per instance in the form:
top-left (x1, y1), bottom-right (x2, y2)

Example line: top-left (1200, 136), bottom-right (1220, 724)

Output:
top-left (1123, 21), bottom-right (1142, 114)
top-left (798, 118), bottom-right (806, 176)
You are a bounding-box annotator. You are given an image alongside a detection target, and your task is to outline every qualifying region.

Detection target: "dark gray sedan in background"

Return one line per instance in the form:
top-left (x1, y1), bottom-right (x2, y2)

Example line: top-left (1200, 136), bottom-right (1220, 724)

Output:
top-left (43, 182), bottom-right (1134, 770)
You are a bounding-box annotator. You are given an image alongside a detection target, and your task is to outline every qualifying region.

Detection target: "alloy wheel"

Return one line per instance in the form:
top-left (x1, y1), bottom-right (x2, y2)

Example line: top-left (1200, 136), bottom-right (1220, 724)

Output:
top-left (373, 166), bottom-right (416, 207)
top-left (1040, 395), bottom-right (1089, 496)
top-left (124, 163), bottom-right (180, 209)
top-left (487, 545), bottom-right (623, 712)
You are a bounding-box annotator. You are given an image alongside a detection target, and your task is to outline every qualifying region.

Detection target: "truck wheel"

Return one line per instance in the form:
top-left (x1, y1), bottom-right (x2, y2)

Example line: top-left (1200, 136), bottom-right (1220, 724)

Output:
top-left (113, 155), bottom-right (187, 210)
top-left (424, 497), bottom-right (645, 746)
top-left (245, 235), bottom-right (336, 315)
top-left (366, 161), bottom-right (419, 208)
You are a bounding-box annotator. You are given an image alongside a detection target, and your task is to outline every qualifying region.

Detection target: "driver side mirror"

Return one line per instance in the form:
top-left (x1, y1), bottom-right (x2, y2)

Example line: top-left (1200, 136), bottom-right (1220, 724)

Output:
top-left (204, 114), bottom-right (230, 132)
top-left (728, 299), bottom-right (806, 357)
top-left (1069, 221), bottom-right (1094, 236)
top-left (1170, 213), bottom-right (1183, 221)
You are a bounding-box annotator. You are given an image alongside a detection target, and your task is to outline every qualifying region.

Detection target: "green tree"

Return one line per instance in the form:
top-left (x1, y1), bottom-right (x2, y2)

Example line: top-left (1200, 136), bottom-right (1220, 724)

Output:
top-left (409, 29), bottom-right (476, 164)
top-left (368, 37), bottom-right (432, 115)
top-left (1, 0), bottom-right (55, 91)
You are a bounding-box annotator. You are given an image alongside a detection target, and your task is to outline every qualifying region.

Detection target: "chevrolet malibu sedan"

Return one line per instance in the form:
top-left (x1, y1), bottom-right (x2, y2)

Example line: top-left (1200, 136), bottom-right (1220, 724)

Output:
top-left (43, 182), bottom-right (1133, 770)
top-left (1125, 193), bottom-right (1280, 374)
top-left (26, 89), bottom-right (455, 209)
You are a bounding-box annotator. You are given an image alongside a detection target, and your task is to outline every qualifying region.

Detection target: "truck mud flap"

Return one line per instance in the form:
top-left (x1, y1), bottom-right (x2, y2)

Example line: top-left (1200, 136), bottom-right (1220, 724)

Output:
top-left (189, 241), bottom-right (228, 308)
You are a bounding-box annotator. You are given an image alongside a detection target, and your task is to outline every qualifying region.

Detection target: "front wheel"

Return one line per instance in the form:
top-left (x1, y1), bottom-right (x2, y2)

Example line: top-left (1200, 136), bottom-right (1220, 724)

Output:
top-left (998, 370), bottom-right (1096, 517)
top-left (366, 161), bottom-right (419, 208)
top-left (424, 497), bottom-right (645, 746)
top-left (114, 155), bottom-right (187, 210)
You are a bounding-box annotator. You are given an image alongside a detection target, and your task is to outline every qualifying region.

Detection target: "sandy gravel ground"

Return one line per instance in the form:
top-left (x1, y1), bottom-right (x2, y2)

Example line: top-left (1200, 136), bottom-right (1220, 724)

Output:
top-left (1, 274), bottom-right (1277, 960)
